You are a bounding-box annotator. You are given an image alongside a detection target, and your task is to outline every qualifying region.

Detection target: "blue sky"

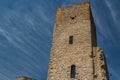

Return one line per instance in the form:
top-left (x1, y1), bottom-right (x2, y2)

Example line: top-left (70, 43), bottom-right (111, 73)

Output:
top-left (0, 0), bottom-right (120, 80)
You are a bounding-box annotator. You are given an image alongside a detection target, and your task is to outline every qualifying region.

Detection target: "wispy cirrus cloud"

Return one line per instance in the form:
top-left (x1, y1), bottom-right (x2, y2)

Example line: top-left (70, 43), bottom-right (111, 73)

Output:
top-left (61, 0), bottom-right (87, 7)
top-left (0, 0), bottom-right (57, 80)
top-left (105, 0), bottom-right (120, 25)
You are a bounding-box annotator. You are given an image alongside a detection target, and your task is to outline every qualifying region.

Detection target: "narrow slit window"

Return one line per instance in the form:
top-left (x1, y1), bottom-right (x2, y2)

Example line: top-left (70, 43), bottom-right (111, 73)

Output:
top-left (71, 65), bottom-right (76, 78)
top-left (69, 36), bottom-right (73, 44)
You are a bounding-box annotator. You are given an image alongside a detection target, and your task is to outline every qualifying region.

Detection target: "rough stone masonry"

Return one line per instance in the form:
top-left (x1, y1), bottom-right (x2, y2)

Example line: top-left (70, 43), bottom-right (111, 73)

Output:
top-left (47, 2), bottom-right (109, 80)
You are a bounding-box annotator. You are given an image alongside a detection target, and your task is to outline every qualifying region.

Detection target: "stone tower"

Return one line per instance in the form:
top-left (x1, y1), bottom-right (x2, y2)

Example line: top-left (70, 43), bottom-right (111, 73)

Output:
top-left (47, 2), bottom-right (109, 80)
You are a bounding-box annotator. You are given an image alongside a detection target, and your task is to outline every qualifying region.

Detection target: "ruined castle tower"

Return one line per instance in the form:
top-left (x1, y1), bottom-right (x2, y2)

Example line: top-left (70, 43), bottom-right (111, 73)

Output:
top-left (47, 2), bottom-right (109, 80)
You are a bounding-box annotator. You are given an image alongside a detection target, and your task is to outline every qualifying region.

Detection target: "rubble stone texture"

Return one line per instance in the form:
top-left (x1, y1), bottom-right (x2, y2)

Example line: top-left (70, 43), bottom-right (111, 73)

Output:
top-left (47, 2), bottom-right (109, 80)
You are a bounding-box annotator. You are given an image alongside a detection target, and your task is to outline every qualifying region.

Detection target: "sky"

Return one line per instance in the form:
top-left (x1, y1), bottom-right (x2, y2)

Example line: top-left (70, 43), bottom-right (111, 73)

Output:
top-left (0, 0), bottom-right (120, 80)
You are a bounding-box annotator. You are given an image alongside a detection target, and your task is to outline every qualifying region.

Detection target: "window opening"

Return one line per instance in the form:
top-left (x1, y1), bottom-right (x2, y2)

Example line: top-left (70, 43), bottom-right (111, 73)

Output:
top-left (71, 65), bottom-right (76, 78)
top-left (69, 36), bottom-right (73, 44)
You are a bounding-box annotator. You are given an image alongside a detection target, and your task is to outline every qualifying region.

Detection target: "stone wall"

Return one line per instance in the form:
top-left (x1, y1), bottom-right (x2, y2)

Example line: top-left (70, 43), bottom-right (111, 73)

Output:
top-left (93, 47), bottom-right (109, 80)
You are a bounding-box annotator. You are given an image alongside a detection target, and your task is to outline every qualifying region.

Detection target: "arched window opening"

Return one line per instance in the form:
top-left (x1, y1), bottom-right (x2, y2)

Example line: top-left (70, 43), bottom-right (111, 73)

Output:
top-left (69, 36), bottom-right (73, 44)
top-left (71, 65), bottom-right (76, 78)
